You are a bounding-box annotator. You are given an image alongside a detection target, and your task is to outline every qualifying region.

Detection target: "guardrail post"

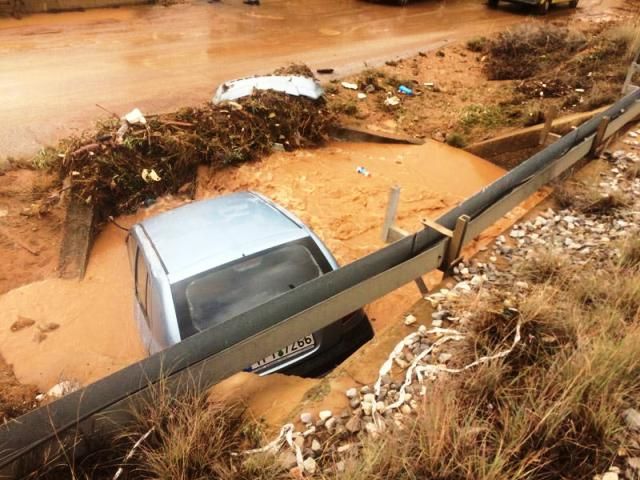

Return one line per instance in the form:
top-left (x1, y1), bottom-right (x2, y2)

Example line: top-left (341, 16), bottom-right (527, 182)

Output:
top-left (422, 214), bottom-right (470, 273)
top-left (623, 52), bottom-right (640, 95)
top-left (539, 106), bottom-right (558, 146)
top-left (589, 115), bottom-right (611, 158)
top-left (381, 186), bottom-right (405, 243)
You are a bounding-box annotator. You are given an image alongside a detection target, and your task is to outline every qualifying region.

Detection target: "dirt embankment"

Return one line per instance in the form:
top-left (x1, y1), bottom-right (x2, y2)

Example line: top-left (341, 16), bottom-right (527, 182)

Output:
top-left (327, 18), bottom-right (638, 149)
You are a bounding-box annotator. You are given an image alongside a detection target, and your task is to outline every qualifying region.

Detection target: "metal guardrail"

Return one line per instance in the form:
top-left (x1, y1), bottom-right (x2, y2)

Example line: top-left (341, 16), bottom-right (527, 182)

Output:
top-left (1, 89), bottom-right (639, 479)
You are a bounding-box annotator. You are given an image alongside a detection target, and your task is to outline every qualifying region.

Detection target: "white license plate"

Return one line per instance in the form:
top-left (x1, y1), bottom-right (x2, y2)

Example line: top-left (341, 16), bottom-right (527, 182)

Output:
top-left (250, 335), bottom-right (315, 371)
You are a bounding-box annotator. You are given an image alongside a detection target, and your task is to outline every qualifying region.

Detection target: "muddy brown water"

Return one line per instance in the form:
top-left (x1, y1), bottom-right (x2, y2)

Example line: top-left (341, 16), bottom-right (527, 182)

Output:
top-left (0, 140), bottom-right (504, 393)
top-left (0, 0), bottom-right (623, 162)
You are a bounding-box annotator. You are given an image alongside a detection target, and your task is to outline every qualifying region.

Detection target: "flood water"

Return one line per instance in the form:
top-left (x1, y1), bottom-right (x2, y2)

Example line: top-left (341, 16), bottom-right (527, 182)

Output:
top-left (0, 140), bottom-right (504, 391)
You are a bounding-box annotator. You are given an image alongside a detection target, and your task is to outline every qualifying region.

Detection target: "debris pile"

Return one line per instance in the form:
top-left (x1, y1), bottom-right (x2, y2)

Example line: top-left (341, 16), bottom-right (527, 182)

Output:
top-left (54, 66), bottom-right (331, 221)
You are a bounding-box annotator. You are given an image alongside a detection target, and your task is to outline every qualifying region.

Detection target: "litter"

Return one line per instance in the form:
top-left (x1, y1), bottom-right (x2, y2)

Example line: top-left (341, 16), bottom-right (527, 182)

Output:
top-left (341, 82), bottom-right (358, 90)
top-left (356, 166), bottom-right (371, 177)
top-left (317, 68), bottom-right (335, 74)
top-left (122, 108), bottom-right (147, 125)
top-left (212, 76), bottom-right (323, 104)
top-left (398, 85), bottom-right (413, 95)
top-left (575, 88), bottom-right (585, 93)
top-left (384, 96), bottom-right (401, 106)
top-left (357, 93), bottom-right (367, 100)
top-left (141, 169), bottom-right (162, 183)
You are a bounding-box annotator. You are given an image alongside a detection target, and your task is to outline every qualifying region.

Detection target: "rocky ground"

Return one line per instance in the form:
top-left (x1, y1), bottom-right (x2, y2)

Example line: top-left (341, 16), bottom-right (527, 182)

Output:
top-left (229, 124), bottom-right (640, 478)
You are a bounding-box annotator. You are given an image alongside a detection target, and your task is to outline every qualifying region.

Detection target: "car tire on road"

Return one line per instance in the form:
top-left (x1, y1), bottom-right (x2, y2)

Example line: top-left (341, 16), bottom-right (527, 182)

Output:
top-left (535, 0), bottom-right (550, 14)
top-left (488, 0), bottom-right (499, 8)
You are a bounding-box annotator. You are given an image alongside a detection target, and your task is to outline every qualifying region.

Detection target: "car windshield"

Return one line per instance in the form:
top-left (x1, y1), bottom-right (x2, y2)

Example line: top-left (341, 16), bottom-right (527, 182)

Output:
top-left (184, 243), bottom-right (322, 332)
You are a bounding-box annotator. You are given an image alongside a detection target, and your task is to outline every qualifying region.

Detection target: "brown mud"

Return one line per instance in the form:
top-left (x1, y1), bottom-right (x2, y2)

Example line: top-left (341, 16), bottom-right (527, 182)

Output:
top-left (0, 140), bottom-right (502, 394)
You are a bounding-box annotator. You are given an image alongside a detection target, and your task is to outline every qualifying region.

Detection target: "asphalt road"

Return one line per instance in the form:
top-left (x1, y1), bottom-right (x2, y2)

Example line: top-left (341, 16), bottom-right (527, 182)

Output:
top-left (0, 0), bottom-right (624, 161)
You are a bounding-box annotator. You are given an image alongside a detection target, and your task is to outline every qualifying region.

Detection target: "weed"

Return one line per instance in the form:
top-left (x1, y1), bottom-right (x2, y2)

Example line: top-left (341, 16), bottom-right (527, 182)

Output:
top-left (459, 104), bottom-right (508, 131)
top-left (445, 132), bottom-right (468, 148)
top-left (32, 147), bottom-right (60, 171)
top-left (485, 24), bottom-right (586, 80)
top-left (466, 36), bottom-right (488, 53)
top-left (554, 181), bottom-right (630, 215)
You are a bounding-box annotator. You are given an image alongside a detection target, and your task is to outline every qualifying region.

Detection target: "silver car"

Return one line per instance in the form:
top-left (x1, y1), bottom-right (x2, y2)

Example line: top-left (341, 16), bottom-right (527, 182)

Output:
top-left (126, 192), bottom-right (374, 376)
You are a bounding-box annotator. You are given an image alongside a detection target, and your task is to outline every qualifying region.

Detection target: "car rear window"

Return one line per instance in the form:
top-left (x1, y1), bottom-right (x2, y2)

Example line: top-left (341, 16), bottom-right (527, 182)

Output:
top-left (184, 243), bottom-right (322, 332)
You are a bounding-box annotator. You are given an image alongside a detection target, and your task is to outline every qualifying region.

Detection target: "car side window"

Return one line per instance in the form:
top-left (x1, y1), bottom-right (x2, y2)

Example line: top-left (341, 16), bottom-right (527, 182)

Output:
top-left (135, 250), bottom-right (149, 315)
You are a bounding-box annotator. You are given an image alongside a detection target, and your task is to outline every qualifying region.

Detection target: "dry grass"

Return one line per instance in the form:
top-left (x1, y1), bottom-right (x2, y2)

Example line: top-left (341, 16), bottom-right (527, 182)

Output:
top-left (484, 24), bottom-right (586, 81)
top-left (554, 181), bottom-right (631, 215)
top-left (331, 254), bottom-right (640, 480)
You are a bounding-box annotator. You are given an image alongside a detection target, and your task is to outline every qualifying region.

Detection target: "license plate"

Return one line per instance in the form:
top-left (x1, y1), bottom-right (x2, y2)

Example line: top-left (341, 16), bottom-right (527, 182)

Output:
top-left (250, 335), bottom-right (315, 371)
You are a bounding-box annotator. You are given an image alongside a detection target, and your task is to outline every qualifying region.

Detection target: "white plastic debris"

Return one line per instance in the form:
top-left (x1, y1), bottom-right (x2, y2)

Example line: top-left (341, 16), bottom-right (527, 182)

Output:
top-left (40, 380), bottom-right (80, 401)
top-left (357, 92), bottom-right (367, 100)
top-left (341, 81), bottom-right (358, 90)
top-left (384, 96), bottom-right (400, 106)
top-left (404, 314), bottom-right (417, 326)
top-left (212, 76), bottom-right (324, 104)
top-left (123, 108), bottom-right (147, 125)
top-left (141, 169), bottom-right (162, 183)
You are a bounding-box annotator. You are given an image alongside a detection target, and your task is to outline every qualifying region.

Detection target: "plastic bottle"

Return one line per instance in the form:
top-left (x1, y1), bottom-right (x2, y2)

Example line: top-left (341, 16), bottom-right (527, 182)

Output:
top-left (398, 85), bottom-right (413, 95)
top-left (356, 166), bottom-right (371, 177)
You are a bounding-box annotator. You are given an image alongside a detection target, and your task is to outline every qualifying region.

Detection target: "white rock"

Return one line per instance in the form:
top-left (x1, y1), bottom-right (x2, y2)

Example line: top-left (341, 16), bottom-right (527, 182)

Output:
top-left (311, 438), bottom-right (322, 453)
top-left (438, 353), bottom-right (453, 363)
top-left (623, 408), bottom-right (640, 431)
top-left (337, 444), bottom-right (353, 453)
top-left (602, 472), bottom-right (618, 480)
top-left (300, 412), bottom-right (313, 424)
top-left (319, 410), bottom-right (333, 421)
top-left (431, 319), bottom-right (443, 327)
top-left (404, 314), bottom-right (417, 326)
top-left (303, 457), bottom-right (317, 475)
top-left (345, 387), bottom-right (358, 399)
top-left (363, 393), bottom-right (376, 403)
top-left (394, 357), bottom-right (409, 369)
top-left (325, 417), bottom-right (337, 431)
top-left (341, 82), bottom-right (358, 90)
top-left (365, 422), bottom-right (379, 436)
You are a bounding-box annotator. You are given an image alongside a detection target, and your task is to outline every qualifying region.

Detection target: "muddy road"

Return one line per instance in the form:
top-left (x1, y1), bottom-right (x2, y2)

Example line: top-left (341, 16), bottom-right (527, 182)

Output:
top-left (0, 0), bottom-right (624, 162)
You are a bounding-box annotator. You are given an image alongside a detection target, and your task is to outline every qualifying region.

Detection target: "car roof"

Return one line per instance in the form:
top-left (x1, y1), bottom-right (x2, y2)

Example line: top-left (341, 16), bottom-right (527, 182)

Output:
top-left (137, 192), bottom-right (310, 283)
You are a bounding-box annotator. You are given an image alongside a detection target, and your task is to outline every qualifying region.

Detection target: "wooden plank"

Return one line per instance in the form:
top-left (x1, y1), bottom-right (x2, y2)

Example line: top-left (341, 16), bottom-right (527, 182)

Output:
top-left (58, 198), bottom-right (95, 280)
top-left (333, 123), bottom-right (425, 145)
